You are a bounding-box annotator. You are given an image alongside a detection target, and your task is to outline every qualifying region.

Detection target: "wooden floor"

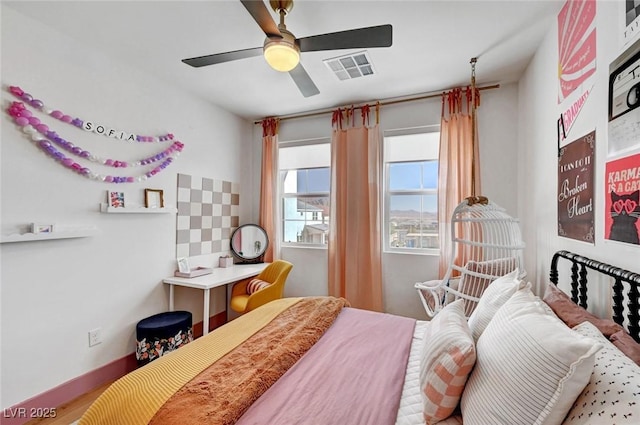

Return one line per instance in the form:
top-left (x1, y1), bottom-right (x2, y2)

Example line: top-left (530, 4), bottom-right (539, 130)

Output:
top-left (24, 381), bottom-right (113, 425)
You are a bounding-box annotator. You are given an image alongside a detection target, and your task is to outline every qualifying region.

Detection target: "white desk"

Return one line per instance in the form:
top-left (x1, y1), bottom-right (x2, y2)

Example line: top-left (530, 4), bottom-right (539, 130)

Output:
top-left (162, 263), bottom-right (269, 335)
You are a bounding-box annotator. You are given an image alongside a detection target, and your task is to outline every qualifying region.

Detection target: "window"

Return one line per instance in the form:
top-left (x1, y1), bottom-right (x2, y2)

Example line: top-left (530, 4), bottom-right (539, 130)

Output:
top-left (384, 130), bottom-right (440, 253)
top-left (279, 141), bottom-right (331, 246)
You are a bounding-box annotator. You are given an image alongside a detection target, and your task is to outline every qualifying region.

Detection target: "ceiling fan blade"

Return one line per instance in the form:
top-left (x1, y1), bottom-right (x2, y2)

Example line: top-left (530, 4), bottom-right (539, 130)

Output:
top-left (298, 24), bottom-right (392, 52)
top-left (182, 47), bottom-right (263, 67)
top-left (289, 63), bottom-right (320, 97)
top-left (239, 0), bottom-right (283, 38)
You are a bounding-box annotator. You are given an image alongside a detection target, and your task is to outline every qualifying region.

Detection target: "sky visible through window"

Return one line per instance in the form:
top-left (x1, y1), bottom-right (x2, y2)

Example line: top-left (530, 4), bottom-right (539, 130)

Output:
top-left (389, 161), bottom-right (438, 212)
top-left (296, 168), bottom-right (330, 193)
top-left (294, 161), bottom-right (438, 212)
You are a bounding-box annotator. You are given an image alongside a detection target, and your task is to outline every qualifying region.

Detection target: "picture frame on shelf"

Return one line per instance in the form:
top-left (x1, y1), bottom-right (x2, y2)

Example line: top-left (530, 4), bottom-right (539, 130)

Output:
top-left (145, 189), bottom-right (164, 208)
top-left (109, 191), bottom-right (125, 208)
top-left (177, 257), bottom-right (190, 273)
top-left (30, 223), bottom-right (54, 234)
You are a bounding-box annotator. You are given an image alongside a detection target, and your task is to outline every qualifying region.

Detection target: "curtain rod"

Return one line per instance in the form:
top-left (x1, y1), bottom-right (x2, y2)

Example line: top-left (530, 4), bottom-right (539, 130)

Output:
top-left (253, 83), bottom-right (500, 124)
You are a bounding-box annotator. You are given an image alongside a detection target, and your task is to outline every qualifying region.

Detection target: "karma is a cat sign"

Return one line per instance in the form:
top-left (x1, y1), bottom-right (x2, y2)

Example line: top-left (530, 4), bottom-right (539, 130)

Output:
top-left (605, 153), bottom-right (640, 245)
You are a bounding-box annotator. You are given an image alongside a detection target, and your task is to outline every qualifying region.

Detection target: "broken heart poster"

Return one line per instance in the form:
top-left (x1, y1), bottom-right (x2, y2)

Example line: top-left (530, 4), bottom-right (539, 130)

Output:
top-left (558, 131), bottom-right (595, 243)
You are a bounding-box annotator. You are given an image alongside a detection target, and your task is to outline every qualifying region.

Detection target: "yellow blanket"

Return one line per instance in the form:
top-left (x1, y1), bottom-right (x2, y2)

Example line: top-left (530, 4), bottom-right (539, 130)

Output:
top-left (79, 298), bottom-right (302, 425)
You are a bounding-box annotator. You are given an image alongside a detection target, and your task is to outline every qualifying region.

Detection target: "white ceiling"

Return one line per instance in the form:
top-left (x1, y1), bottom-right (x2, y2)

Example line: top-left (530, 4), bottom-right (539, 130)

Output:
top-left (5, 0), bottom-right (564, 121)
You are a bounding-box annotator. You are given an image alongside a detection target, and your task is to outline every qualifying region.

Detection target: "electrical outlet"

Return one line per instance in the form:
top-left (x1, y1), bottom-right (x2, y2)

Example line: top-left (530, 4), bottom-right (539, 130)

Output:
top-left (88, 328), bottom-right (102, 347)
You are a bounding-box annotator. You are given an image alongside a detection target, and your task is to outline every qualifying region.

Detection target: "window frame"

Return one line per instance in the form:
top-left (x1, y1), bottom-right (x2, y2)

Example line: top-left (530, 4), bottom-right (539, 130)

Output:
top-left (383, 127), bottom-right (440, 255)
top-left (278, 138), bottom-right (331, 248)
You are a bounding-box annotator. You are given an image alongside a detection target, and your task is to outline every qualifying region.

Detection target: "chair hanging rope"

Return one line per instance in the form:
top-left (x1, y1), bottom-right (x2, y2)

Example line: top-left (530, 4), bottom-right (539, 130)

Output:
top-left (470, 57), bottom-right (478, 197)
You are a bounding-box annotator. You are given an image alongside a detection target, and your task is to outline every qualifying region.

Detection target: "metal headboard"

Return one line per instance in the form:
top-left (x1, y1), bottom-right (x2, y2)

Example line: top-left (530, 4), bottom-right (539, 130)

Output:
top-left (549, 250), bottom-right (640, 342)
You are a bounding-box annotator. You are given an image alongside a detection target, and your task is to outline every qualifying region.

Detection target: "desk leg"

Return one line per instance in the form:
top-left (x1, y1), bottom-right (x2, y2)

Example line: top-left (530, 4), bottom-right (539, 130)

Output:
top-left (203, 288), bottom-right (210, 335)
top-left (169, 285), bottom-right (175, 311)
top-left (225, 284), bottom-right (228, 323)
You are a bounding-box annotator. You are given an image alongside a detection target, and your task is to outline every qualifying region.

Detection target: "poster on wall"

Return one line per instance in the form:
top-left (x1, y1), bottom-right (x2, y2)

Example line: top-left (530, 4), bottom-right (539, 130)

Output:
top-left (559, 84), bottom-right (593, 144)
top-left (605, 153), bottom-right (640, 245)
top-left (557, 130), bottom-right (595, 243)
top-left (622, 0), bottom-right (640, 48)
top-left (557, 0), bottom-right (596, 105)
top-left (609, 36), bottom-right (640, 158)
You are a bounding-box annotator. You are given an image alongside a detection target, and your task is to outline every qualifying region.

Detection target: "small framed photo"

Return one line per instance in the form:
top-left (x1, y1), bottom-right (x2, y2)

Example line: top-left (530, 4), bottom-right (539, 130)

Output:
top-left (145, 189), bottom-right (164, 208)
top-left (109, 191), bottom-right (125, 208)
top-left (31, 223), bottom-right (54, 234)
top-left (177, 257), bottom-right (190, 273)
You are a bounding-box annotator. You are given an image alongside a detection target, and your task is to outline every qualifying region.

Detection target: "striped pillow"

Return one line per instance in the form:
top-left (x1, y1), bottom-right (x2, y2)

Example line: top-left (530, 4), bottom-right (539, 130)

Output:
top-left (458, 257), bottom-right (518, 316)
top-left (460, 289), bottom-right (600, 425)
top-left (420, 299), bottom-right (476, 424)
top-left (246, 278), bottom-right (271, 295)
top-left (466, 268), bottom-right (525, 342)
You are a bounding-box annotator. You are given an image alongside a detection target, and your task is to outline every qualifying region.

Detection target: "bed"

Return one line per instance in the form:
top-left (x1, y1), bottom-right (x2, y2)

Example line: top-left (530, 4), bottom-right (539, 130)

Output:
top-left (79, 250), bottom-right (640, 425)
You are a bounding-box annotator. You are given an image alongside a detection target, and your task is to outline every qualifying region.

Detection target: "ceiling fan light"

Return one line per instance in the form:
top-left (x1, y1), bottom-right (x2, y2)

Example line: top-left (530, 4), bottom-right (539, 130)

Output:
top-left (264, 42), bottom-right (300, 72)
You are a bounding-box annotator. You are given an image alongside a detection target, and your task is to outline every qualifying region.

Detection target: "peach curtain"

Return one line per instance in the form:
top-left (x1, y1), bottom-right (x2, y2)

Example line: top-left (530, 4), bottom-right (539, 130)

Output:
top-left (259, 118), bottom-right (279, 263)
top-left (438, 88), bottom-right (481, 278)
top-left (328, 106), bottom-right (383, 312)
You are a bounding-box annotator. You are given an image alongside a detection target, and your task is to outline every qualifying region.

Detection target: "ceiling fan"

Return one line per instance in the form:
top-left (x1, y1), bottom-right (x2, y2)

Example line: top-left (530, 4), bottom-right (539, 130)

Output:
top-left (181, 0), bottom-right (392, 97)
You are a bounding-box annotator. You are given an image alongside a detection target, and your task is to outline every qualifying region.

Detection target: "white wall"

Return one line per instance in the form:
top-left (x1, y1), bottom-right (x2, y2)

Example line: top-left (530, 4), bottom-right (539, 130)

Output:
top-left (258, 83), bottom-right (520, 320)
top-left (518, 2), bottom-right (639, 310)
top-left (0, 6), bottom-right (253, 408)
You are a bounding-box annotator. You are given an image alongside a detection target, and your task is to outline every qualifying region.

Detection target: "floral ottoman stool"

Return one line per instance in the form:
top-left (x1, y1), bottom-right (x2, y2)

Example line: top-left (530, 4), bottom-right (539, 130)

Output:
top-left (136, 311), bottom-right (193, 366)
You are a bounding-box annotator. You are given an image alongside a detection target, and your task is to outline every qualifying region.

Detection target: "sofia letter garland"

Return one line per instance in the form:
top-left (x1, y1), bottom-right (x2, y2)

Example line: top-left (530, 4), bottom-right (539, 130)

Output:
top-left (5, 85), bottom-right (184, 183)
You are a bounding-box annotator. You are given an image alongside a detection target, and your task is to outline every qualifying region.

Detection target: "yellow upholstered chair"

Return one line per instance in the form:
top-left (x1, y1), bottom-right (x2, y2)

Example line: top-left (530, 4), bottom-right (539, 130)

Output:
top-left (230, 260), bottom-right (293, 314)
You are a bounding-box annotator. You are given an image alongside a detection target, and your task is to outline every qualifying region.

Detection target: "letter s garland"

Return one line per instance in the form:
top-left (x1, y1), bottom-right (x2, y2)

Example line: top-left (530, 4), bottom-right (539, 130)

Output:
top-left (5, 85), bottom-right (185, 183)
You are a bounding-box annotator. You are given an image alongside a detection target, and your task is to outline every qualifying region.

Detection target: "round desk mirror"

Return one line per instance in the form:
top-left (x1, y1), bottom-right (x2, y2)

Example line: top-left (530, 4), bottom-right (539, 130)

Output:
top-left (230, 224), bottom-right (269, 263)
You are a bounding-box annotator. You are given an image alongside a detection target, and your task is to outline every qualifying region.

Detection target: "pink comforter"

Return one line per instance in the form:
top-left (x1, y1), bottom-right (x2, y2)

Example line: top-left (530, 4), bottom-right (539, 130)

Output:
top-left (236, 307), bottom-right (416, 425)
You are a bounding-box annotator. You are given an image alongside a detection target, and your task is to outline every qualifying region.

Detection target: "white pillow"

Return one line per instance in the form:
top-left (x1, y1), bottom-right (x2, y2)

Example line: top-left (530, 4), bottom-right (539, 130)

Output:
top-left (562, 321), bottom-right (640, 425)
top-left (461, 289), bottom-right (601, 425)
top-left (467, 268), bottom-right (525, 341)
top-left (420, 299), bottom-right (476, 424)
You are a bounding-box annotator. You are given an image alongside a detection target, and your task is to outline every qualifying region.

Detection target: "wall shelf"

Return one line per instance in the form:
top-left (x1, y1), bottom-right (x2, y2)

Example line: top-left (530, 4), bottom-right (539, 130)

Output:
top-left (1, 227), bottom-right (99, 244)
top-left (99, 203), bottom-right (177, 214)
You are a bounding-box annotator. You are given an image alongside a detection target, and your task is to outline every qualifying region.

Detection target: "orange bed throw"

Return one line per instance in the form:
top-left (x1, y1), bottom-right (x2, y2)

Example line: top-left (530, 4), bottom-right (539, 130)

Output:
top-left (148, 296), bottom-right (349, 425)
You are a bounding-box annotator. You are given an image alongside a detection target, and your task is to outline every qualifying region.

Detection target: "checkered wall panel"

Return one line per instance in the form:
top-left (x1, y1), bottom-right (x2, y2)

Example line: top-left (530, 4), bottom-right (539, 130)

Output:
top-left (176, 173), bottom-right (239, 258)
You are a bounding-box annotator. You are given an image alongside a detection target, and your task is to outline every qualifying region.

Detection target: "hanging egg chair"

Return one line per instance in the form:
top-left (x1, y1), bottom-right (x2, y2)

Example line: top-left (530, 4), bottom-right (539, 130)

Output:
top-left (415, 196), bottom-right (526, 318)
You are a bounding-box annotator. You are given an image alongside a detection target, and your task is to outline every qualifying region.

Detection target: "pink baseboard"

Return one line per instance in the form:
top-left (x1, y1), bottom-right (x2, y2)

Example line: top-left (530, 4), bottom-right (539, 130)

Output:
top-left (1, 312), bottom-right (226, 425)
top-left (1, 353), bottom-right (137, 425)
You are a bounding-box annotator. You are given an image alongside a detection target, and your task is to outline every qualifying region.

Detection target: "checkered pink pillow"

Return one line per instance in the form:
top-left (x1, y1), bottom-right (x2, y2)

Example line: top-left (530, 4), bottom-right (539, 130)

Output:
top-left (420, 299), bottom-right (476, 424)
top-left (246, 278), bottom-right (270, 295)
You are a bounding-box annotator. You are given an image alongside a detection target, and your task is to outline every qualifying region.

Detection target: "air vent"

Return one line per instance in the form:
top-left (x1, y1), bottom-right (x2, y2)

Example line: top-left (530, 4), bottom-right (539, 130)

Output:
top-left (323, 51), bottom-right (375, 81)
